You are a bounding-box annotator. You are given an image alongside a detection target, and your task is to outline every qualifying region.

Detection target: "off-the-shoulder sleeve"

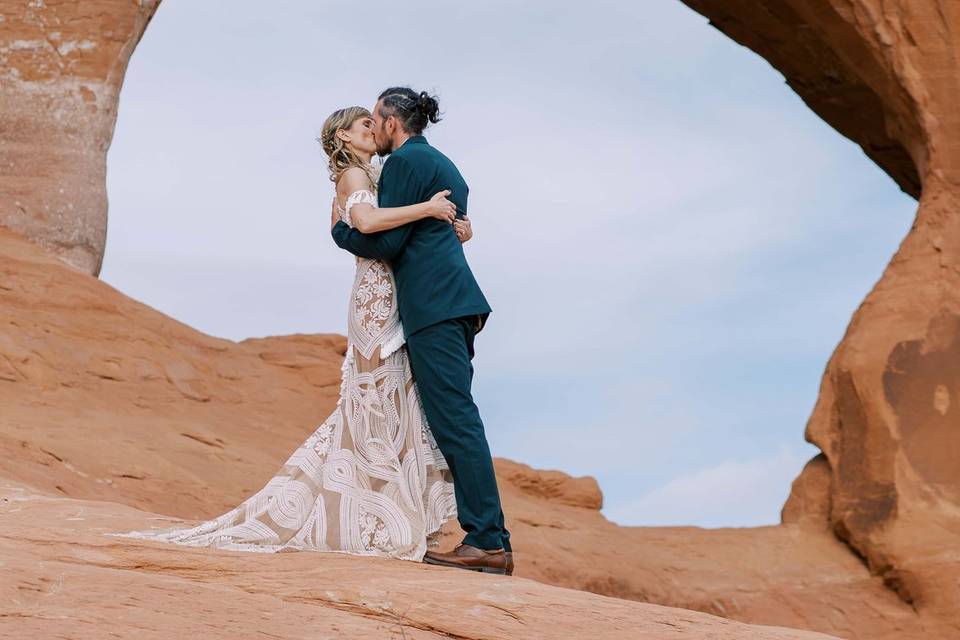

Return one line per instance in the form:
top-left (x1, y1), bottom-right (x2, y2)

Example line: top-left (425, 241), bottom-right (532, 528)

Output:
top-left (331, 158), bottom-right (415, 261)
top-left (341, 189), bottom-right (377, 227)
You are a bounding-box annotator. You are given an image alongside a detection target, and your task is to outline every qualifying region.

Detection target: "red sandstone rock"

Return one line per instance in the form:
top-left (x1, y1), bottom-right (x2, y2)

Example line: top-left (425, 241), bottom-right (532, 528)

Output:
top-left (0, 0), bottom-right (159, 274)
top-left (781, 453), bottom-right (832, 530)
top-left (0, 228), bottom-right (939, 638)
top-left (679, 0), bottom-right (960, 631)
top-left (0, 227), bottom-right (844, 640)
top-left (3, 0), bottom-right (960, 636)
top-left (0, 486), bottom-right (843, 640)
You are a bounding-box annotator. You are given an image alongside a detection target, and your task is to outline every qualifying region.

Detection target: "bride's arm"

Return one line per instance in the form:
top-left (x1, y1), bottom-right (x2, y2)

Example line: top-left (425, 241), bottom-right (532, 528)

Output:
top-left (336, 167), bottom-right (456, 234)
top-left (353, 194), bottom-right (454, 234)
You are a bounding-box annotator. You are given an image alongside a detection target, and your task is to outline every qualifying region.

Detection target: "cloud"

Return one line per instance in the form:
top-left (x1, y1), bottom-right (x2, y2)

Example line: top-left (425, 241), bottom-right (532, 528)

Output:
top-left (603, 446), bottom-right (812, 528)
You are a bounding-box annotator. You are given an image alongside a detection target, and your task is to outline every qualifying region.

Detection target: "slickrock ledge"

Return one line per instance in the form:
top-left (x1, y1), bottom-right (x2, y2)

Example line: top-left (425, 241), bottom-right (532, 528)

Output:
top-left (0, 481), bottom-right (840, 640)
top-left (0, 226), bottom-right (936, 638)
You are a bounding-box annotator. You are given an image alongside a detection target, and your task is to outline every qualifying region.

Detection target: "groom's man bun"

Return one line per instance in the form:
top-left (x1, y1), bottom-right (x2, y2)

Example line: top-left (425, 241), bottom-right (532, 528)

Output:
top-left (378, 87), bottom-right (442, 135)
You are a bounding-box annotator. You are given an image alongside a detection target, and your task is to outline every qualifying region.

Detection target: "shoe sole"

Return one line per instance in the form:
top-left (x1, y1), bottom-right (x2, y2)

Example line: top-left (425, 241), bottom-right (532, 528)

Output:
top-left (422, 556), bottom-right (512, 576)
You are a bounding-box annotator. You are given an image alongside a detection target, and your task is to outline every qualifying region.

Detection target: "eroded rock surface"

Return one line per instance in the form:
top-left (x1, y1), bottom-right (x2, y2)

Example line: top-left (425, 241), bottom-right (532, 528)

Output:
top-left (0, 228), bottom-right (942, 638)
top-left (3, 0), bottom-right (960, 636)
top-left (679, 0), bottom-right (960, 632)
top-left (1, 483), bottom-right (844, 640)
top-left (0, 0), bottom-right (159, 274)
top-left (0, 227), bottom-right (851, 639)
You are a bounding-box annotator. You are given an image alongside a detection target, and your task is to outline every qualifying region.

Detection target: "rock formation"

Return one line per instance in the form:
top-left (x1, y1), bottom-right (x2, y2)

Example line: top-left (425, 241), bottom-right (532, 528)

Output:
top-left (0, 0), bottom-right (159, 275)
top-left (0, 224), bottom-right (940, 638)
top-left (0, 228), bottom-right (840, 640)
top-left (3, 0), bottom-right (960, 637)
top-left (2, 492), bottom-right (838, 640)
top-left (677, 0), bottom-right (960, 631)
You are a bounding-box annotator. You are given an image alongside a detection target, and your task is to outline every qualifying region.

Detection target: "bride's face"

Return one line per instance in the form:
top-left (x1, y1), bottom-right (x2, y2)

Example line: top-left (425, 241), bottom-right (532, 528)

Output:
top-left (341, 116), bottom-right (377, 156)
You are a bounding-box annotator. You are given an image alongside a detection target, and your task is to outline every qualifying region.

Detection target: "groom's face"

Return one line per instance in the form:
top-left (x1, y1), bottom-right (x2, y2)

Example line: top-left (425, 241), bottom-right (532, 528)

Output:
top-left (372, 99), bottom-right (395, 156)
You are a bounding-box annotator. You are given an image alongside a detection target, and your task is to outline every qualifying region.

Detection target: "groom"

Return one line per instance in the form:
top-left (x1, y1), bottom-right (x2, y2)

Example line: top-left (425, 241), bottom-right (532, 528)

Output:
top-left (331, 87), bottom-right (513, 575)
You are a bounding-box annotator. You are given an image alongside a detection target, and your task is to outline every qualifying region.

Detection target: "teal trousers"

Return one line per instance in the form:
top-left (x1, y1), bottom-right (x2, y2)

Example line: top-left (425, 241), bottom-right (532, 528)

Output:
top-left (405, 316), bottom-right (511, 552)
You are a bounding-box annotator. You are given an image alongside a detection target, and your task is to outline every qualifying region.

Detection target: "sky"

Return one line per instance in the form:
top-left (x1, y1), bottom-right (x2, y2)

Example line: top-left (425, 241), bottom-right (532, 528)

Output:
top-left (101, 0), bottom-right (917, 528)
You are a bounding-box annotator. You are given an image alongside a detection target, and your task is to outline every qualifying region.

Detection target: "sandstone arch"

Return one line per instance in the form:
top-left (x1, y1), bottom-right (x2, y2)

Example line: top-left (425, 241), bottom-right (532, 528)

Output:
top-left (678, 0), bottom-right (960, 624)
top-left (0, 0), bottom-right (159, 275)
top-left (2, 0), bottom-right (960, 636)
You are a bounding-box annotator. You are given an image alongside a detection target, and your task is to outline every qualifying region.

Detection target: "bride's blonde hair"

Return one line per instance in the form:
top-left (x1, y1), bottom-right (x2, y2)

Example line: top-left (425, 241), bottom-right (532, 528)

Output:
top-left (318, 106), bottom-right (378, 187)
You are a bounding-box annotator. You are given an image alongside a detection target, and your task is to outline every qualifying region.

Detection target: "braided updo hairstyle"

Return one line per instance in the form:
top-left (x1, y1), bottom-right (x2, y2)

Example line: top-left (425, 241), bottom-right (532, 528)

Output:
top-left (377, 87), bottom-right (442, 135)
top-left (317, 106), bottom-right (378, 186)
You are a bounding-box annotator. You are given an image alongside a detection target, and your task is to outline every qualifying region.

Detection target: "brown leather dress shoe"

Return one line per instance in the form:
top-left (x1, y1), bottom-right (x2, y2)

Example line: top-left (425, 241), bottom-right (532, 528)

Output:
top-left (423, 544), bottom-right (513, 576)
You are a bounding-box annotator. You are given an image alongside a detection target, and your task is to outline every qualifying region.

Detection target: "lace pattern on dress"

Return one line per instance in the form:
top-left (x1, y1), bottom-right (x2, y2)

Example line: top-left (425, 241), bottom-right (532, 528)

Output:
top-left (104, 186), bottom-right (455, 561)
top-left (341, 189), bottom-right (376, 227)
top-left (339, 189), bottom-right (406, 360)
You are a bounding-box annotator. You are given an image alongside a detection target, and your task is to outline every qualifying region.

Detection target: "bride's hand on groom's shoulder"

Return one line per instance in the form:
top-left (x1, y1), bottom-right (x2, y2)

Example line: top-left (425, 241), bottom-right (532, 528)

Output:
top-left (330, 196), bottom-right (339, 230)
top-left (455, 216), bottom-right (472, 243)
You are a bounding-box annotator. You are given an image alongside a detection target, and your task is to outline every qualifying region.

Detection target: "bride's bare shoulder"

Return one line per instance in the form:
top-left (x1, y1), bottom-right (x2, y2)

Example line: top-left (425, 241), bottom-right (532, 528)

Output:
top-left (336, 167), bottom-right (373, 197)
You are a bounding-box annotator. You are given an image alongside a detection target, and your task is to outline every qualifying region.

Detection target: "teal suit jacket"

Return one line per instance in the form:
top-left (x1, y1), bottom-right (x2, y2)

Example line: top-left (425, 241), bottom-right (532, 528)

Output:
top-left (331, 136), bottom-right (492, 337)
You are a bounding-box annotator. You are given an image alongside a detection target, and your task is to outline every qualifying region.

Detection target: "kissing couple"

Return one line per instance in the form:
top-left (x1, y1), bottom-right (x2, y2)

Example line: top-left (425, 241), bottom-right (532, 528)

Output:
top-left (108, 87), bottom-right (513, 576)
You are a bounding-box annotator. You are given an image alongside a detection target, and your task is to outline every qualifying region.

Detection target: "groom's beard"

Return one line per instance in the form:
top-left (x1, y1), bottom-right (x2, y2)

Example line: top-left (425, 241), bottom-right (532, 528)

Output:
top-left (374, 134), bottom-right (393, 157)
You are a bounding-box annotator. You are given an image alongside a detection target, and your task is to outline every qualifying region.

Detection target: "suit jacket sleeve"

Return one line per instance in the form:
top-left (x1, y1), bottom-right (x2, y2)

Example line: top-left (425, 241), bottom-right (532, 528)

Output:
top-left (330, 155), bottom-right (418, 260)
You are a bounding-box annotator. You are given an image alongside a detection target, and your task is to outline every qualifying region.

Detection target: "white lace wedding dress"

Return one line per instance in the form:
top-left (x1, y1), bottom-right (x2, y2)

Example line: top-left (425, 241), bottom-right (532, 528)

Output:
top-left (105, 188), bottom-right (457, 561)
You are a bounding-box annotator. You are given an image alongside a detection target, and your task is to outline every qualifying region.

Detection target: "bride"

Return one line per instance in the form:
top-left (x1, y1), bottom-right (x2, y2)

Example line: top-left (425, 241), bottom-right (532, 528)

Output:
top-left (105, 106), bottom-right (473, 561)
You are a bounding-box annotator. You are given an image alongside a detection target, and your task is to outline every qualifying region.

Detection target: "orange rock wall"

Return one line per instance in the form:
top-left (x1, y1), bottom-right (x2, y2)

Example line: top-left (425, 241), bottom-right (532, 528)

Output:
top-left (0, 0), bottom-right (159, 274)
top-left (0, 225), bottom-right (939, 638)
top-left (2, 0), bottom-right (960, 636)
top-left (680, 0), bottom-right (960, 628)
